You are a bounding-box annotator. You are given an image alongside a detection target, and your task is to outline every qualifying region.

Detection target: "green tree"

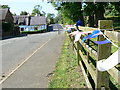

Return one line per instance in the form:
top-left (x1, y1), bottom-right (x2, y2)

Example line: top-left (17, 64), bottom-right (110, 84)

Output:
top-left (12, 13), bottom-right (17, 16)
top-left (51, 2), bottom-right (84, 25)
top-left (20, 11), bottom-right (28, 15)
top-left (0, 5), bottom-right (10, 9)
top-left (42, 11), bottom-right (46, 16)
top-left (31, 5), bottom-right (42, 16)
top-left (105, 2), bottom-right (120, 16)
top-left (47, 13), bottom-right (55, 24)
top-left (82, 2), bottom-right (110, 27)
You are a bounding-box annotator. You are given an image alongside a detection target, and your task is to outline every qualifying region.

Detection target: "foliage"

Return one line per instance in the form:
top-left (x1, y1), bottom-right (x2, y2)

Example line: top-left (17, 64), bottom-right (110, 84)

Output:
top-left (20, 11), bottom-right (28, 15)
top-left (31, 5), bottom-right (43, 16)
top-left (46, 13), bottom-right (55, 24)
top-left (0, 5), bottom-right (10, 9)
top-left (12, 13), bottom-right (17, 16)
top-left (42, 11), bottom-right (46, 16)
top-left (51, 2), bottom-right (84, 25)
top-left (2, 22), bottom-right (13, 32)
top-left (51, 2), bottom-right (120, 27)
top-left (105, 3), bottom-right (120, 16)
top-left (54, 13), bottom-right (62, 24)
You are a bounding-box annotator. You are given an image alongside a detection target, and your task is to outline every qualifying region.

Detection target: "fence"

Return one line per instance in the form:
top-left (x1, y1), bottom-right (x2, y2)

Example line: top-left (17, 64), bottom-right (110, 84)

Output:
top-left (67, 20), bottom-right (120, 89)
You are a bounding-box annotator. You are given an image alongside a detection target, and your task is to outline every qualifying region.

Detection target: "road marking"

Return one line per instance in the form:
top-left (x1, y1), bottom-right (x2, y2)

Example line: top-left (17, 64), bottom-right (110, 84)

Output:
top-left (0, 38), bottom-right (52, 84)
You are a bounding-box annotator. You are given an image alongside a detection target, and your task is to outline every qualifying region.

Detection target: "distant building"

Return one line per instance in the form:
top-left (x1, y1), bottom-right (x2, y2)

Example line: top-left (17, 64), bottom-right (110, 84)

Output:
top-left (0, 8), bottom-right (14, 37)
top-left (13, 15), bottom-right (46, 31)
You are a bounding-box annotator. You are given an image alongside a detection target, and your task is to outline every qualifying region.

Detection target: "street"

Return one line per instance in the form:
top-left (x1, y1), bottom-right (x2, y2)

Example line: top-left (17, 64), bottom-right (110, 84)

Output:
top-left (1, 24), bottom-right (65, 88)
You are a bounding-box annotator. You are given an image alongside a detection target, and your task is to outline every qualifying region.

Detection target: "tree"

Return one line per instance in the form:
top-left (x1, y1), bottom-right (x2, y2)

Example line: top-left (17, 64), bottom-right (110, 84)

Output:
top-left (105, 2), bottom-right (120, 16)
top-left (82, 2), bottom-right (108, 27)
top-left (51, 2), bottom-right (84, 25)
top-left (20, 11), bottom-right (28, 15)
top-left (42, 11), bottom-right (46, 16)
top-left (47, 13), bottom-right (55, 24)
top-left (0, 5), bottom-right (10, 9)
top-left (82, 2), bottom-right (120, 27)
top-left (12, 13), bottom-right (17, 16)
top-left (31, 5), bottom-right (42, 16)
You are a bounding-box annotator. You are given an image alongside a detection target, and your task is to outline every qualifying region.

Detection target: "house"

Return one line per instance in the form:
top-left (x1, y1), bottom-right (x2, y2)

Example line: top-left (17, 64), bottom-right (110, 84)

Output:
top-left (0, 8), bottom-right (14, 37)
top-left (13, 15), bottom-right (47, 31)
top-left (0, 8), bottom-right (14, 23)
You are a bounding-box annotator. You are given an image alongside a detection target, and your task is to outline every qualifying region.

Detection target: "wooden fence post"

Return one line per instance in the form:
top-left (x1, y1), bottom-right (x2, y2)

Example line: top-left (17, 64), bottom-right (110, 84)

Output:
top-left (96, 20), bottom-right (113, 89)
top-left (76, 41), bottom-right (82, 66)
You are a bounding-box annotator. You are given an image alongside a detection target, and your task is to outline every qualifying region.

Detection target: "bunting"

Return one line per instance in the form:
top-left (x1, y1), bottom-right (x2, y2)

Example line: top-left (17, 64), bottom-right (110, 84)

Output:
top-left (67, 25), bottom-right (119, 71)
top-left (93, 39), bottom-right (111, 44)
top-left (97, 48), bottom-right (120, 71)
top-left (67, 30), bottom-right (71, 33)
top-left (82, 30), bottom-right (101, 43)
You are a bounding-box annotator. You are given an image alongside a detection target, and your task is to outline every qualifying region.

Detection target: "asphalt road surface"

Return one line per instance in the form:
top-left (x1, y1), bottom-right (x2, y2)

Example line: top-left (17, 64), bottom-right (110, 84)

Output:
top-left (1, 24), bottom-right (65, 88)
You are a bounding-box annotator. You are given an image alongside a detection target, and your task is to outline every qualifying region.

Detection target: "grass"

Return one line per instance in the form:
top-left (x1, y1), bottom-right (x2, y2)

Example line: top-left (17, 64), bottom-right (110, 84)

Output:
top-left (49, 35), bottom-right (87, 88)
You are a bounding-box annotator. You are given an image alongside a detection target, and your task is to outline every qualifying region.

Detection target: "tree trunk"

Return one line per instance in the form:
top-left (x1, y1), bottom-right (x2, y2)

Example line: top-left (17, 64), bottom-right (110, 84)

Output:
top-left (88, 15), bottom-right (94, 27)
top-left (95, 3), bottom-right (105, 27)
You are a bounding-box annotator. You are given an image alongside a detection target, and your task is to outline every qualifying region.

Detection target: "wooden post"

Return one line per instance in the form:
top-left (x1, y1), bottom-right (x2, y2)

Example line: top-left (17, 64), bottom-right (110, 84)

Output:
top-left (76, 41), bottom-right (81, 66)
top-left (96, 20), bottom-right (112, 89)
top-left (86, 39), bottom-right (90, 76)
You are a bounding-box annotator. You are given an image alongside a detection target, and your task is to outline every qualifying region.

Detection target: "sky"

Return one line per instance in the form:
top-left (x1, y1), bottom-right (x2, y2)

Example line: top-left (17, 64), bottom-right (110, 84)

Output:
top-left (0, 0), bottom-right (58, 16)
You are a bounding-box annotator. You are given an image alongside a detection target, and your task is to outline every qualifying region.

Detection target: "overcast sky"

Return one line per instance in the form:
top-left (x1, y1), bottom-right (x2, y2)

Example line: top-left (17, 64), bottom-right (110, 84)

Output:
top-left (0, 0), bottom-right (58, 16)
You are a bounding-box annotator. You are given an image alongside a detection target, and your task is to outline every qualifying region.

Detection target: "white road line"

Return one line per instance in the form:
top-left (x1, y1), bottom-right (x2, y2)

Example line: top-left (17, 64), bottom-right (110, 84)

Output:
top-left (0, 38), bottom-right (52, 84)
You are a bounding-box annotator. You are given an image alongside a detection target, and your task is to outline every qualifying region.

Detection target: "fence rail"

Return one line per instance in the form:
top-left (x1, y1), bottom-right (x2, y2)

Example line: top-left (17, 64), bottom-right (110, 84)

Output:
top-left (67, 20), bottom-right (120, 89)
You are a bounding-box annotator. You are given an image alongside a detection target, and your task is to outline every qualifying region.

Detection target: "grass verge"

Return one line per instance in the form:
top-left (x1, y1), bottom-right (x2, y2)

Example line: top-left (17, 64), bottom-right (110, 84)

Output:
top-left (49, 35), bottom-right (87, 88)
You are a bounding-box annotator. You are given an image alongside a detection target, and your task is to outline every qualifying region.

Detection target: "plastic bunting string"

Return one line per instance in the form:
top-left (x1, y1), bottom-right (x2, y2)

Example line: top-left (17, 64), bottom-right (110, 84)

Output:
top-left (68, 28), bottom-right (119, 71)
top-left (68, 31), bottom-right (93, 43)
top-left (68, 31), bottom-right (79, 36)
top-left (99, 30), bottom-right (119, 48)
top-left (97, 47), bottom-right (120, 71)
top-left (96, 29), bottom-right (119, 71)
top-left (67, 30), bottom-right (71, 33)
top-left (93, 39), bottom-right (111, 44)
top-left (81, 30), bottom-right (101, 43)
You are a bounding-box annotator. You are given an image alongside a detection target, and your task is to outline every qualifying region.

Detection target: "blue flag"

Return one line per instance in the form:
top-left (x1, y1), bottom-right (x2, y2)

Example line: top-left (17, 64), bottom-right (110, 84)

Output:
top-left (76, 19), bottom-right (82, 26)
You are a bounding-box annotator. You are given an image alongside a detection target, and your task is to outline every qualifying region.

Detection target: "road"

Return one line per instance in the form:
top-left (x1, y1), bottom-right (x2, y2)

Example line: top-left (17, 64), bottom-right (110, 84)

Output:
top-left (1, 24), bottom-right (65, 88)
